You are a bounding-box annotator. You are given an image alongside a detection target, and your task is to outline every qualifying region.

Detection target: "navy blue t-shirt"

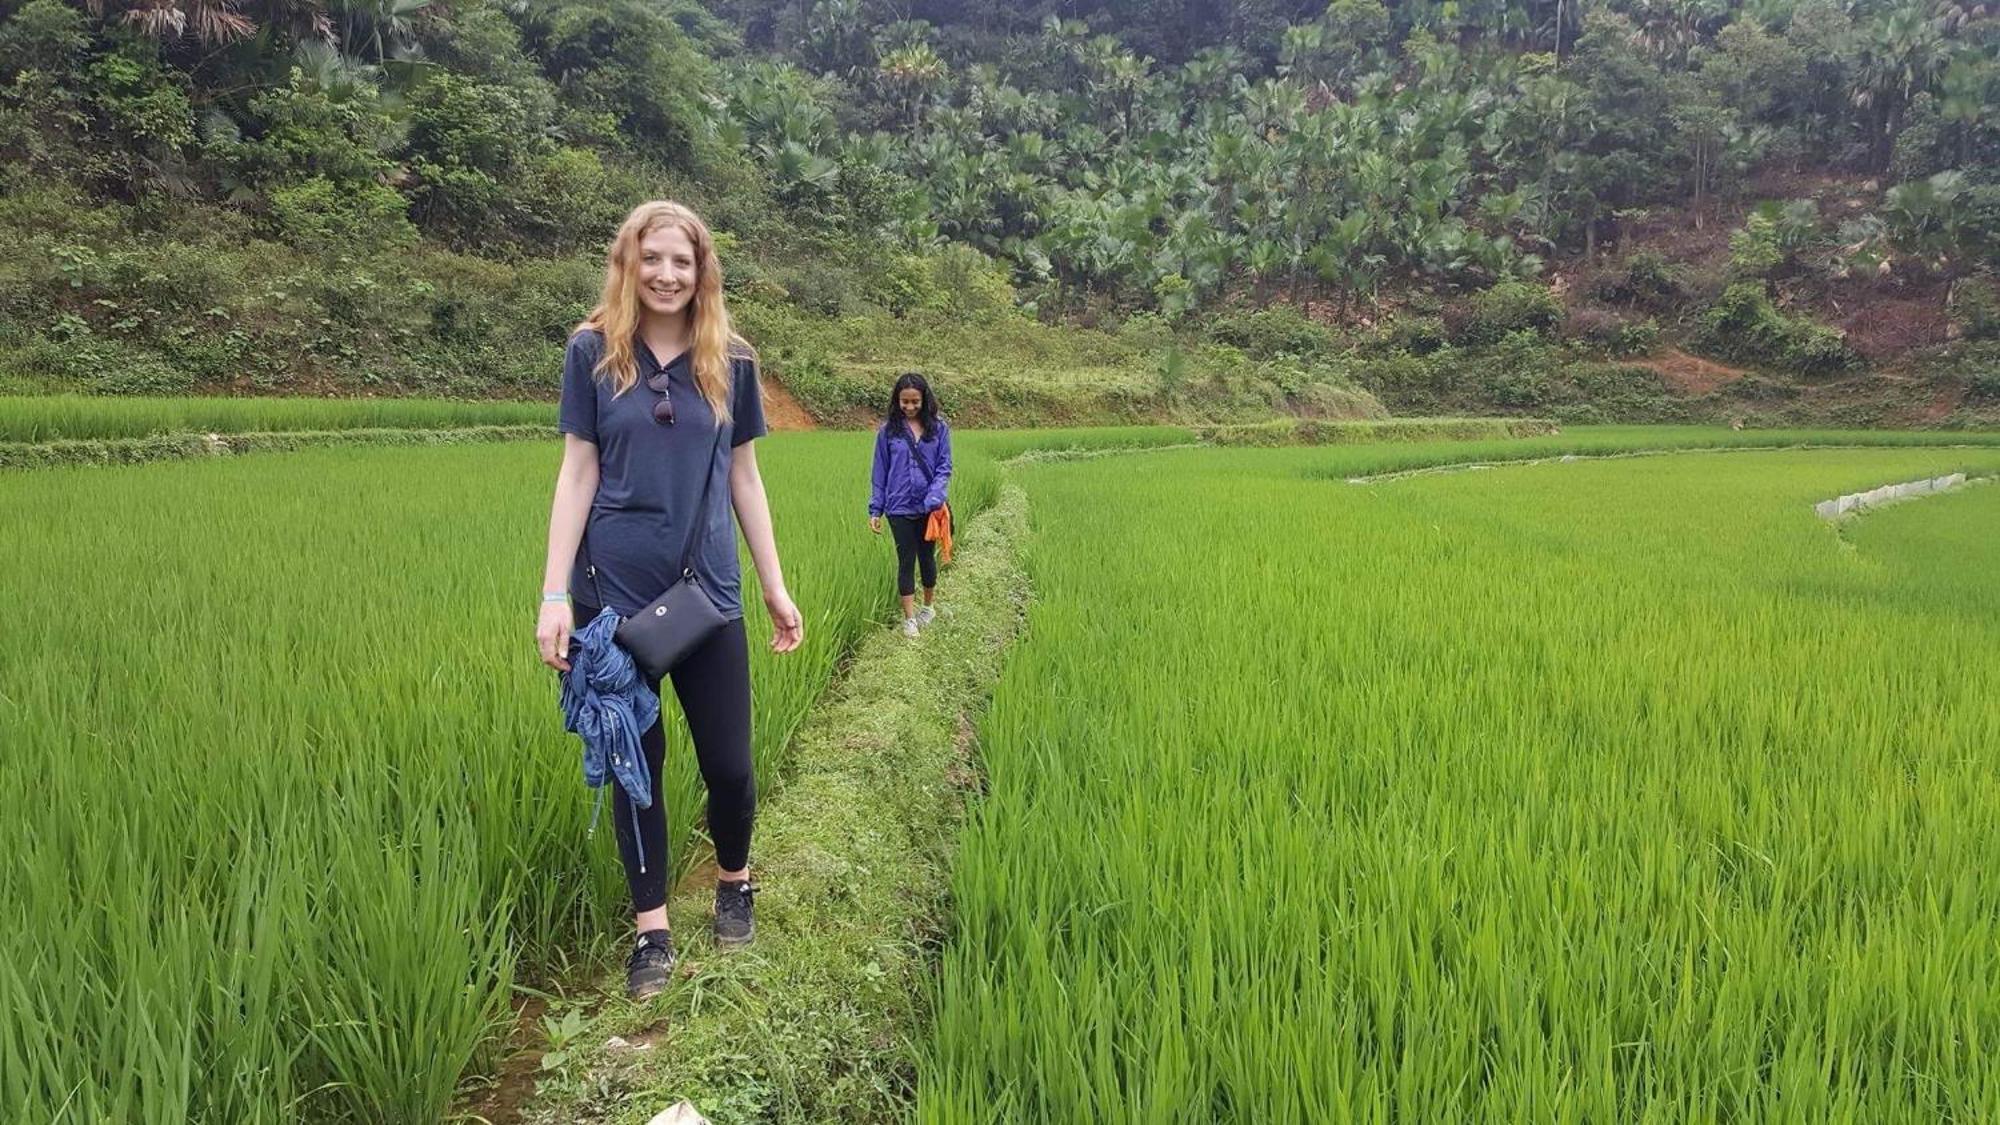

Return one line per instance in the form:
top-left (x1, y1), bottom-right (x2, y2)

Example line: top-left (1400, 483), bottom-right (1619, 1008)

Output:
top-left (558, 328), bottom-right (768, 619)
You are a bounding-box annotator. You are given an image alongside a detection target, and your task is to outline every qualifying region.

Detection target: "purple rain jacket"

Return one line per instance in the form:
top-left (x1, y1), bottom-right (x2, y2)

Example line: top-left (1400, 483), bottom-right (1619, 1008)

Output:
top-left (869, 418), bottom-right (953, 517)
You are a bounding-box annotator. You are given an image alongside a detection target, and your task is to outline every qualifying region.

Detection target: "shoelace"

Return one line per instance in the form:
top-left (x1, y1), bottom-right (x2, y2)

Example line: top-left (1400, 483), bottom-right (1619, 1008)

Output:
top-left (629, 938), bottom-right (672, 969)
top-left (719, 882), bottom-right (756, 916)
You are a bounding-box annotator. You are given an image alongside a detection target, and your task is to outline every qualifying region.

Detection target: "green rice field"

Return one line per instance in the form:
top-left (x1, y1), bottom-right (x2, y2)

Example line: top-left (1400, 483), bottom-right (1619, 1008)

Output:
top-left (3, 422), bottom-right (1996, 1122)
top-left (921, 441), bottom-right (2000, 1123)
top-left (0, 394), bottom-right (558, 442)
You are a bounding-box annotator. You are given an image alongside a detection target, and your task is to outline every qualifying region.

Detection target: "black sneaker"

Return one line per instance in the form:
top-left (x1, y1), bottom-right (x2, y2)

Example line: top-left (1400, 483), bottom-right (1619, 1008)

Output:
top-left (715, 879), bottom-right (756, 949)
top-left (625, 929), bottom-right (675, 1001)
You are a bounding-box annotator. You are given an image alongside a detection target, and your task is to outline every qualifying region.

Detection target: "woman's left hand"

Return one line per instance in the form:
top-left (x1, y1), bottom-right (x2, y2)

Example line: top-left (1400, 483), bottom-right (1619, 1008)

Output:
top-left (765, 589), bottom-right (804, 653)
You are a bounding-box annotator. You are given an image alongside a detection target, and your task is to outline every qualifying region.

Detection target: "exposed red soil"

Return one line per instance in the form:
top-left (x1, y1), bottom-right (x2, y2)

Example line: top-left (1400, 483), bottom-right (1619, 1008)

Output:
top-left (1634, 348), bottom-right (1751, 395)
top-left (1914, 382), bottom-right (1966, 424)
top-left (1816, 280), bottom-right (1952, 361)
top-left (761, 377), bottom-right (817, 430)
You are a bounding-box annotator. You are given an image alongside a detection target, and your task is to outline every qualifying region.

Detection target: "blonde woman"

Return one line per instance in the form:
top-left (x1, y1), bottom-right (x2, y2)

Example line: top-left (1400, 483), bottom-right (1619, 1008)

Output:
top-left (535, 201), bottom-right (804, 1001)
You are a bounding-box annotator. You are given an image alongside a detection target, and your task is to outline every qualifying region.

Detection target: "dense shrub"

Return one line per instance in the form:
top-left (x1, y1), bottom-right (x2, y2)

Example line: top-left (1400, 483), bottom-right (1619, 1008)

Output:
top-left (1448, 281), bottom-right (1563, 346)
top-left (925, 243), bottom-right (1018, 322)
top-left (1727, 214), bottom-right (1786, 279)
top-left (1723, 375), bottom-right (1802, 402)
top-left (1564, 308), bottom-right (1660, 357)
top-left (1385, 314), bottom-right (1447, 355)
top-left (403, 71), bottom-right (544, 244)
top-left (1697, 282), bottom-right (1859, 376)
top-left (1961, 344), bottom-right (2000, 401)
top-left (1727, 201), bottom-right (1819, 281)
top-left (269, 177), bottom-right (417, 253)
top-left (518, 0), bottom-right (715, 170)
top-left (207, 69), bottom-right (399, 192)
top-left (767, 257), bottom-right (868, 317)
top-left (1952, 276), bottom-right (2000, 342)
top-left (1590, 249), bottom-right (1684, 308)
top-left (0, 0), bottom-right (87, 77)
top-left (1352, 331), bottom-right (1683, 421)
top-left (1206, 304), bottom-right (1335, 359)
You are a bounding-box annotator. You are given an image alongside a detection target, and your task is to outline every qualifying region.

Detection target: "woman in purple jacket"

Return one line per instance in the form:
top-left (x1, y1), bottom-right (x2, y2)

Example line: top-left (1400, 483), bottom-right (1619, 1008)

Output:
top-left (868, 373), bottom-right (953, 637)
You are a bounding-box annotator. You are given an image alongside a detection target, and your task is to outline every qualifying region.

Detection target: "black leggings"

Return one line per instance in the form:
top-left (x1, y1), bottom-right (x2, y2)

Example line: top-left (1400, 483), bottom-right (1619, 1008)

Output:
top-left (888, 514), bottom-right (936, 597)
top-left (575, 607), bottom-right (756, 912)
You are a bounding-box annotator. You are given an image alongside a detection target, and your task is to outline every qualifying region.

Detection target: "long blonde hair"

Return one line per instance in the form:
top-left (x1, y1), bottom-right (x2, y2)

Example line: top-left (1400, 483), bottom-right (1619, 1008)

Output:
top-left (579, 200), bottom-right (751, 424)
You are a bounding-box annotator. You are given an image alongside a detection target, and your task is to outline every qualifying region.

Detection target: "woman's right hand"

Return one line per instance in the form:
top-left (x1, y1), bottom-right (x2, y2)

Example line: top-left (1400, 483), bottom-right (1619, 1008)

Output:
top-left (537, 600), bottom-right (573, 672)
top-left (868, 515), bottom-right (882, 534)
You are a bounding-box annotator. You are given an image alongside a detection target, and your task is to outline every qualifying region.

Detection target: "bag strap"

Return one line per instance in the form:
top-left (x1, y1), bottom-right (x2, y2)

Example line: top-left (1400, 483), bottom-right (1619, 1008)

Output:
top-left (895, 421), bottom-right (935, 485)
top-left (675, 422), bottom-right (729, 577)
top-left (582, 421), bottom-right (728, 606)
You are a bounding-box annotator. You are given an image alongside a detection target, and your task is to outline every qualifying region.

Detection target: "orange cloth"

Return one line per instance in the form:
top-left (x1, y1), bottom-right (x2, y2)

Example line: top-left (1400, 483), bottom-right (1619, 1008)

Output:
top-left (924, 502), bottom-right (954, 565)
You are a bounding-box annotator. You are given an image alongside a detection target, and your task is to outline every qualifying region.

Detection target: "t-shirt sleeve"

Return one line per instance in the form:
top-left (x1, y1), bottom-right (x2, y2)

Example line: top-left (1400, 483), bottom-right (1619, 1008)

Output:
top-left (558, 332), bottom-right (599, 443)
top-left (730, 355), bottom-right (769, 447)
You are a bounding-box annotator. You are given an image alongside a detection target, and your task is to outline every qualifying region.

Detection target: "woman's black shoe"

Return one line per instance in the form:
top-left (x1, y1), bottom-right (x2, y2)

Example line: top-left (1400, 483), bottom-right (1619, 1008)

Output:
top-left (715, 880), bottom-right (756, 948)
top-left (626, 929), bottom-right (675, 1000)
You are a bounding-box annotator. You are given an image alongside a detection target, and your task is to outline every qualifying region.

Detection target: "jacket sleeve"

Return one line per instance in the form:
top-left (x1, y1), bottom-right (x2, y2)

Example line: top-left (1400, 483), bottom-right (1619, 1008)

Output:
top-left (923, 423), bottom-right (953, 511)
top-left (868, 427), bottom-right (888, 517)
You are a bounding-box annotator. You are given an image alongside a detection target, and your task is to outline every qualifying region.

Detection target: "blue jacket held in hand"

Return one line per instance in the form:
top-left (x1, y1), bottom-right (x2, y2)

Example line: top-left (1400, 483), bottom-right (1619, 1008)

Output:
top-left (559, 606), bottom-right (663, 873)
top-left (869, 418), bottom-right (953, 517)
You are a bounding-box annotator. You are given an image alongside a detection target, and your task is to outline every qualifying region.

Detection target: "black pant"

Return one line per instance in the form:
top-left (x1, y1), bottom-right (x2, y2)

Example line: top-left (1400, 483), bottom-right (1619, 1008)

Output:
top-left (888, 514), bottom-right (936, 597)
top-left (575, 606), bottom-right (756, 912)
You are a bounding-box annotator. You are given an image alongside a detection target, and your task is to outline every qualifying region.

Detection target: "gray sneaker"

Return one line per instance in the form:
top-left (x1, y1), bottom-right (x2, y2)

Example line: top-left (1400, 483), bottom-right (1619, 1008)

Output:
top-left (901, 617), bottom-right (920, 638)
top-left (625, 929), bottom-right (675, 1001)
top-left (915, 605), bottom-right (936, 627)
top-left (715, 880), bottom-right (756, 949)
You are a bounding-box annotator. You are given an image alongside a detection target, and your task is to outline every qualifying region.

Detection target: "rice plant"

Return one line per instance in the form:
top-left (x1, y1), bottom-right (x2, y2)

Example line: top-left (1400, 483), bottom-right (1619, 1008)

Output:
top-left (922, 443), bottom-right (2000, 1123)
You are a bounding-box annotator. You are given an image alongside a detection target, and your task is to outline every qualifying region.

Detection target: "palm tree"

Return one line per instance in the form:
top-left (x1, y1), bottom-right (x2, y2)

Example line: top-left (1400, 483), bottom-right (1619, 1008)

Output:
top-left (335, 0), bottom-right (430, 68)
top-left (1849, 3), bottom-right (1950, 170)
top-left (93, 0), bottom-right (252, 43)
top-left (1180, 45), bottom-right (1246, 107)
top-left (1884, 169), bottom-right (1973, 278)
top-left (1625, 0), bottom-right (1730, 64)
top-left (1247, 238), bottom-right (1285, 301)
top-left (1087, 42), bottom-right (1152, 141)
top-left (802, 0), bottom-right (869, 78)
top-left (877, 41), bottom-right (947, 135)
top-left (1937, 54), bottom-right (1993, 166)
top-left (87, 0), bottom-right (332, 46)
top-left (767, 140), bottom-right (839, 199)
top-left (1242, 79), bottom-right (1305, 148)
top-left (1309, 210), bottom-right (1375, 319)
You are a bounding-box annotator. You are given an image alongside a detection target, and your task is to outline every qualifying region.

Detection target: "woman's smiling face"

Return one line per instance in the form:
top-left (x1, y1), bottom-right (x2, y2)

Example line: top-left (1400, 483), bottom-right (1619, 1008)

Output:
top-left (899, 388), bottom-right (923, 418)
top-left (636, 225), bottom-right (697, 318)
